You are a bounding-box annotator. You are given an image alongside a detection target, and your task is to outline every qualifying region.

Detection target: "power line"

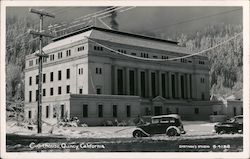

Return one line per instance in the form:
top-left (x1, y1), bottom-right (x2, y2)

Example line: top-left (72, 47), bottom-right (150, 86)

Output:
top-left (85, 32), bottom-right (242, 62)
top-left (150, 8), bottom-right (242, 33)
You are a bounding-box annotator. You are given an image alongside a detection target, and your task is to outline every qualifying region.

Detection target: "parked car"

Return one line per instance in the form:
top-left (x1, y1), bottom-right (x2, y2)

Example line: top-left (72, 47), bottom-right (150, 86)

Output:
top-left (214, 115), bottom-right (243, 134)
top-left (132, 114), bottom-right (186, 137)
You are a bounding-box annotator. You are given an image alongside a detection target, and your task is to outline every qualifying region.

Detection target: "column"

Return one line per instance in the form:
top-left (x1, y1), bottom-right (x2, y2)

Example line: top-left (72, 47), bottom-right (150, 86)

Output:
top-left (148, 70), bottom-right (152, 98)
top-left (125, 67), bottom-right (130, 95)
top-left (136, 68), bottom-right (141, 96)
top-left (168, 72), bottom-right (172, 99)
top-left (158, 71), bottom-right (162, 97)
top-left (187, 73), bottom-right (191, 99)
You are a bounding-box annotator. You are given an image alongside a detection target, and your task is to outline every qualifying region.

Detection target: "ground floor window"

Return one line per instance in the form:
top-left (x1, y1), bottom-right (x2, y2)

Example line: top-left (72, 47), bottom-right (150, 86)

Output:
top-left (154, 106), bottom-right (162, 115)
top-left (83, 104), bottom-right (88, 117)
top-left (46, 106), bottom-right (50, 118)
top-left (126, 105), bottom-right (131, 117)
top-left (28, 110), bottom-right (32, 119)
top-left (98, 104), bottom-right (103, 117)
top-left (113, 105), bottom-right (117, 117)
top-left (194, 108), bottom-right (199, 114)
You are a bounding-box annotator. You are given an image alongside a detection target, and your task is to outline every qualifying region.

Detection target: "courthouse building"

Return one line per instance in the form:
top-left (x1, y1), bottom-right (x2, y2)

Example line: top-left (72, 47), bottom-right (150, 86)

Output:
top-left (24, 26), bottom-right (217, 125)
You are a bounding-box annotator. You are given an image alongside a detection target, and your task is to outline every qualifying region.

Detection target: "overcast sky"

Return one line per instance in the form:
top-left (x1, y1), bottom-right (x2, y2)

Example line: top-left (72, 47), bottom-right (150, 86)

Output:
top-left (6, 6), bottom-right (242, 38)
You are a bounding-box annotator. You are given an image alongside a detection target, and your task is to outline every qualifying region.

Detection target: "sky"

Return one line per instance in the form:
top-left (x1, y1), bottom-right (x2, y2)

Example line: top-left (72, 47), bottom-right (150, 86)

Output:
top-left (6, 6), bottom-right (242, 38)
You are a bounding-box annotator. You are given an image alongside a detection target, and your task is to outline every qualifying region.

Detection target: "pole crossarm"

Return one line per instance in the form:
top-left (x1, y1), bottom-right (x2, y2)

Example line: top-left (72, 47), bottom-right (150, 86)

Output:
top-left (29, 8), bottom-right (55, 18)
top-left (28, 29), bottom-right (54, 38)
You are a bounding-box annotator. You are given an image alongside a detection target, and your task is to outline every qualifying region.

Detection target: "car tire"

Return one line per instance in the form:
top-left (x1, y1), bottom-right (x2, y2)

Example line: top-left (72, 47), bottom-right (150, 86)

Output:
top-left (133, 130), bottom-right (143, 138)
top-left (166, 128), bottom-right (178, 137)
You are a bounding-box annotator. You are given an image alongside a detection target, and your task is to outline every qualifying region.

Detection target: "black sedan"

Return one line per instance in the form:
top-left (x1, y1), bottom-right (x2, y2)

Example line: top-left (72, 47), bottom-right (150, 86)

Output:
top-left (214, 115), bottom-right (243, 134)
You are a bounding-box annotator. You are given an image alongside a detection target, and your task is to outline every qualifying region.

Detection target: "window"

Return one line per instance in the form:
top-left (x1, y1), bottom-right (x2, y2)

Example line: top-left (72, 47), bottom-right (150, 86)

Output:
top-left (96, 67), bottom-right (102, 74)
top-left (199, 60), bottom-right (205, 65)
top-left (49, 54), bottom-right (55, 61)
top-left (36, 59), bottom-right (38, 65)
top-left (162, 56), bottom-right (168, 59)
top-left (113, 105), bottom-right (117, 117)
top-left (50, 87), bottom-right (53, 96)
top-left (36, 90), bottom-right (38, 101)
top-left (46, 106), bottom-right (50, 118)
top-left (43, 89), bottom-right (46, 96)
top-left (129, 70), bottom-right (135, 95)
top-left (61, 105), bottom-right (65, 119)
top-left (29, 91), bottom-right (32, 102)
top-left (50, 72), bottom-right (53, 82)
top-left (42, 57), bottom-right (47, 63)
top-left (181, 58), bottom-right (187, 63)
top-left (58, 52), bottom-right (62, 59)
top-left (79, 88), bottom-right (83, 94)
top-left (94, 45), bottom-right (103, 51)
top-left (36, 75), bottom-right (39, 84)
top-left (233, 107), bottom-right (237, 116)
top-left (83, 104), bottom-right (88, 117)
top-left (66, 69), bottom-right (70, 79)
top-left (43, 74), bottom-right (46, 83)
top-left (58, 70), bottom-right (61, 80)
top-left (131, 53), bottom-right (136, 56)
top-left (117, 69), bottom-right (123, 95)
top-left (96, 88), bottom-right (101, 94)
top-left (195, 108), bottom-right (199, 114)
top-left (29, 77), bottom-right (32, 86)
top-left (78, 68), bottom-right (83, 75)
top-left (201, 92), bottom-right (205, 100)
top-left (77, 46), bottom-right (84, 51)
top-left (126, 105), bottom-right (131, 117)
top-left (176, 108), bottom-right (179, 114)
top-left (145, 107), bottom-right (150, 115)
top-left (200, 77), bottom-right (205, 83)
top-left (58, 86), bottom-right (61, 95)
top-left (166, 107), bottom-right (170, 114)
top-left (66, 49), bottom-right (71, 56)
top-left (118, 49), bottom-right (127, 54)
top-left (66, 85), bottom-right (70, 93)
top-left (28, 110), bottom-right (32, 119)
top-left (98, 104), bottom-right (103, 117)
top-left (153, 55), bottom-right (158, 59)
top-left (29, 60), bottom-right (33, 66)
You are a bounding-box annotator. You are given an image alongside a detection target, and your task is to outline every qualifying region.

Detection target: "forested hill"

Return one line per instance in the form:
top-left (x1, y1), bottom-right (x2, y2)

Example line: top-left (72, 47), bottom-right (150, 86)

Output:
top-left (176, 24), bottom-right (243, 100)
top-left (6, 15), bottom-right (243, 102)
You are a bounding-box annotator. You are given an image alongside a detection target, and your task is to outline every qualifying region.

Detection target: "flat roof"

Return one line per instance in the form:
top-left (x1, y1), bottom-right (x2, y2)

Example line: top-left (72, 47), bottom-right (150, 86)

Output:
top-left (52, 26), bottom-right (179, 45)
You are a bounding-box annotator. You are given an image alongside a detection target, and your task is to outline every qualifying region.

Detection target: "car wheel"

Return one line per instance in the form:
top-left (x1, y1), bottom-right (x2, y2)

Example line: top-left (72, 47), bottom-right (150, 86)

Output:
top-left (133, 130), bottom-right (143, 138)
top-left (167, 128), bottom-right (178, 137)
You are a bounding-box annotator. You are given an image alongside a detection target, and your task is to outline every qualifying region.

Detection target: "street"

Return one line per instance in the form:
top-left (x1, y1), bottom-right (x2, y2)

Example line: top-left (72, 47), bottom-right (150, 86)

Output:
top-left (6, 121), bottom-right (243, 152)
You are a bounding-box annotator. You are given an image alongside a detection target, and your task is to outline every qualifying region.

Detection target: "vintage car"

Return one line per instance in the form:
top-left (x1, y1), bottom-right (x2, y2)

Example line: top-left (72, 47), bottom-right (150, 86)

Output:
top-left (132, 114), bottom-right (186, 137)
top-left (214, 115), bottom-right (243, 134)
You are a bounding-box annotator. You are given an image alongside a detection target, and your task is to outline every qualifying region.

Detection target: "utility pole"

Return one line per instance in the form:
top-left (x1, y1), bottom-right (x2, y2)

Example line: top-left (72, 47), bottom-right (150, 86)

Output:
top-left (29, 8), bottom-right (55, 133)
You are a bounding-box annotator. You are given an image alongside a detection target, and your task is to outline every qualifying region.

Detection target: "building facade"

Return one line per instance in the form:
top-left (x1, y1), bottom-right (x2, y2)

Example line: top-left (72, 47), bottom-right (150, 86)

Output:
top-left (24, 27), bottom-right (215, 125)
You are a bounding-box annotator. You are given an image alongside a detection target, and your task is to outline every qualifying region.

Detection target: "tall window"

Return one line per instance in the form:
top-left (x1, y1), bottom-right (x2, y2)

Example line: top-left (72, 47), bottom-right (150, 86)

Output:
top-left (79, 88), bottom-right (83, 94)
top-left (171, 74), bottom-right (176, 98)
top-left (83, 104), bottom-right (88, 117)
top-left (161, 74), bottom-right (166, 98)
top-left (58, 70), bottom-right (61, 80)
top-left (117, 69), bottom-right (123, 95)
top-left (113, 105), bottom-right (117, 117)
top-left (58, 52), bottom-right (62, 59)
top-left (43, 89), bottom-right (46, 96)
top-left (141, 72), bottom-right (146, 97)
top-left (77, 46), bottom-right (84, 51)
top-left (78, 68), bottom-right (83, 75)
top-left (29, 60), bottom-right (33, 66)
top-left (96, 88), bottom-right (101, 94)
top-left (46, 106), bottom-right (50, 118)
top-left (50, 87), bottom-right (53, 96)
top-left (61, 105), bottom-right (65, 119)
top-left (36, 90), bottom-right (38, 101)
top-left (126, 105), bottom-right (131, 117)
top-left (58, 86), bottom-right (61, 95)
top-left (181, 75), bottom-right (185, 99)
top-left (50, 54), bottom-right (54, 61)
top-left (151, 72), bottom-right (156, 97)
top-left (129, 70), bottom-right (135, 95)
top-left (98, 104), bottom-right (103, 117)
top-left (96, 68), bottom-right (102, 74)
top-left (201, 92), bottom-right (205, 100)
top-left (66, 85), bottom-right (70, 93)
top-left (66, 69), bottom-right (70, 79)
top-left (43, 74), bottom-right (46, 83)
top-left (29, 91), bottom-right (32, 102)
top-left (66, 49), bottom-right (71, 56)
top-left (50, 72), bottom-right (53, 82)
top-left (28, 110), bottom-right (32, 119)
top-left (29, 77), bottom-right (32, 86)
top-left (36, 75), bottom-right (39, 84)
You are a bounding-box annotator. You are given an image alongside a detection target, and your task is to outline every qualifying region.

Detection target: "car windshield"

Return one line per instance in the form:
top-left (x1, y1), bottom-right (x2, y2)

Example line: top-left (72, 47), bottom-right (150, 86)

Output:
top-left (152, 118), bottom-right (160, 124)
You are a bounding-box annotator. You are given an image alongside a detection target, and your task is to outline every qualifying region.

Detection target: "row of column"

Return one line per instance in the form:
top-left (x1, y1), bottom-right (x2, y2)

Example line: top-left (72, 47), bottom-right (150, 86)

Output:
top-left (112, 66), bottom-right (193, 99)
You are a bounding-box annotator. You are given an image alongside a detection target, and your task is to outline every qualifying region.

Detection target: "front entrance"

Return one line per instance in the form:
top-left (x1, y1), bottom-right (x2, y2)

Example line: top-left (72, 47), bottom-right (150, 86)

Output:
top-left (154, 106), bottom-right (163, 115)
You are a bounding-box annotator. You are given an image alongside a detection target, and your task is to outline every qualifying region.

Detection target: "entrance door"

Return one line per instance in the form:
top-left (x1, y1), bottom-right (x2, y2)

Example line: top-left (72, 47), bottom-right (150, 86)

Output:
top-left (154, 106), bottom-right (162, 116)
